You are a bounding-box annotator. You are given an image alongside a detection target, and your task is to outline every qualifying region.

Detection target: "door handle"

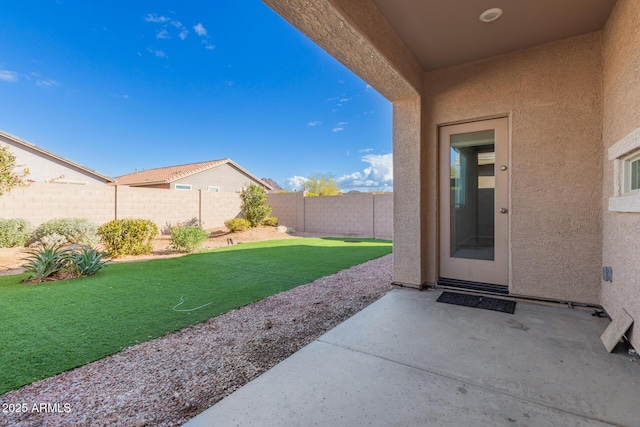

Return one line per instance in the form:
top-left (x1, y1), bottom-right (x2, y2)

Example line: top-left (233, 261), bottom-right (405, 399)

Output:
top-left (500, 208), bottom-right (508, 214)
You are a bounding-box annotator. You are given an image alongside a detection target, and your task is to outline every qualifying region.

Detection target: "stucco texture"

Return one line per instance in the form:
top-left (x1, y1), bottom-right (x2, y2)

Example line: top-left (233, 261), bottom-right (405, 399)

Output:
top-left (601, 0), bottom-right (640, 348)
top-left (425, 33), bottom-right (604, 303)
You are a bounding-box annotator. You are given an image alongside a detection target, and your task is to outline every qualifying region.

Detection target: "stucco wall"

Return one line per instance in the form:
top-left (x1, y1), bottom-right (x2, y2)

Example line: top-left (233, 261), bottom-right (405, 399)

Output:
top-left (1, 135), bottom-right (109, 185)
top-left (426, 32), bottom-right (604, 303)
top-left (601, 0), bottom-right (640, 347)
top-left (172, 163), bottom-right (265, 192)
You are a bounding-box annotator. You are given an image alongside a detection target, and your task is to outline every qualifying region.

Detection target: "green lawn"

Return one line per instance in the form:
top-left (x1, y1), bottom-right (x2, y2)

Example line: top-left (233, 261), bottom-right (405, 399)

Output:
top-left (0, 238), bottom-right (391, 394)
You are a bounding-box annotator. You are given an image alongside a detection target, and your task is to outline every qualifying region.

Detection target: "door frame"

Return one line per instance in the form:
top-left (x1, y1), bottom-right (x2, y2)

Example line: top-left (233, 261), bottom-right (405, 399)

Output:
top-left (438, 116), bottom-right (510, 287)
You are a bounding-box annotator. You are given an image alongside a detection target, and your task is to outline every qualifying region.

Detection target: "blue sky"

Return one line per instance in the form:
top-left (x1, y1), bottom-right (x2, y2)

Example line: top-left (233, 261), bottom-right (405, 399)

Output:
top-left (0, 1), bottom-right (393, 192)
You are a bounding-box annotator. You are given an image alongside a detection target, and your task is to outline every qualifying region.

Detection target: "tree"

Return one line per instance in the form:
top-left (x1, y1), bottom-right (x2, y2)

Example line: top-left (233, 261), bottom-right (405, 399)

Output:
top-left (304, 174), bottom-right (341, 196)
top-left (240, 183), bottom-right (272, 227)
top-left (0, 144), bottom-right (29, 196)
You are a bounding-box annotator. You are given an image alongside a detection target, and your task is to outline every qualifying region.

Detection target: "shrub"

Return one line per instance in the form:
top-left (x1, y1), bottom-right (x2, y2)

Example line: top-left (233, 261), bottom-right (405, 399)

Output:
top-left (70, 247), bottom-right (109, 276)
top-left (34, 218), bottom-right (99, 246)
top-left (98, 219), bottom-right (158, 257)
top-left (0, 218), bottom-right (32, 248)
top-left (31, 233), bottom-right (68, 248)
top-left (262, 217), bottom-right (278, 227)
top-left (21, 243), bottom-right (72, 283)
top-left (240, 183), bottom-right (272, 227)
top-left (224, 218), bottom-right (251, 232)
top-left (170, 225), bottom-right (210, 253)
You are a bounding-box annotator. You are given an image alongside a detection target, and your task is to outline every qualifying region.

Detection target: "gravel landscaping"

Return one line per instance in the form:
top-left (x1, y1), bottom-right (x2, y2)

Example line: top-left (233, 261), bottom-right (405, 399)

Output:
top-left (0, 253), bottom-right (393, 427)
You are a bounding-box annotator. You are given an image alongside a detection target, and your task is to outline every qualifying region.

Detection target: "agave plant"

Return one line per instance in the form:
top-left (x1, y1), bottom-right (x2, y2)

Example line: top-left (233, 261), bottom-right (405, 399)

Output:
top-left (70, 247), bottom-right (109, 276)
top-left (21, 243), bottom-right (72, 283)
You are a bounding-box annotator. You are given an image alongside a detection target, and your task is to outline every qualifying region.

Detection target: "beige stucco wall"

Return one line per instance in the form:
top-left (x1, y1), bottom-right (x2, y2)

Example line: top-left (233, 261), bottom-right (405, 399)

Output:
top-left (601, 0), bottom-right (640, 347)
top-left (1, 135), bottom-right (109, 185)
top-left (425, 33), bottom-right (604, 303)
top-left (172, 163), bottom-right (266, 192)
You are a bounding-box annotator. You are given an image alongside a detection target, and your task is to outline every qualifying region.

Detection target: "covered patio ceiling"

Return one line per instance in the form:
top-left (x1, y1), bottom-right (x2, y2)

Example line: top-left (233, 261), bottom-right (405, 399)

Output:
top-left (263, 0), bottom-right (617, 100)
top-left (372, 0), bottom-right (617, 71)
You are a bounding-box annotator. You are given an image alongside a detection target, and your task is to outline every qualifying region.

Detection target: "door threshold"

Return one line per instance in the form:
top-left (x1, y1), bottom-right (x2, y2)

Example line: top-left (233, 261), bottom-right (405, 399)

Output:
top-left (437, 277), bottom-right (508, 295)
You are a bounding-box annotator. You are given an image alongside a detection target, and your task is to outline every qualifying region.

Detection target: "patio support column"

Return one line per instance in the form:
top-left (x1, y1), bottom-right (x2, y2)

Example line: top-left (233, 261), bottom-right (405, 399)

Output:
top-left (393, 96), bottom-right (429, 288)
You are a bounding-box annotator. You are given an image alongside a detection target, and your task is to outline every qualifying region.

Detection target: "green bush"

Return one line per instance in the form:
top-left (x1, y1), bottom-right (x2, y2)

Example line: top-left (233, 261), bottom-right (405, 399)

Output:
top-left (224, 218), bottom-right (251, 232)
top-left (170, 225), bottom-right (210, 253)
top-left (262, 217), bottom-right (278, 227)
top-left (240, 183), bottom-right (272, 227)
top-left (98, 219), bottom-right (158, 257)
top-left (34, 218), bottom-right (99, 246)
top-left (0, 218), bottom-right (32, 247)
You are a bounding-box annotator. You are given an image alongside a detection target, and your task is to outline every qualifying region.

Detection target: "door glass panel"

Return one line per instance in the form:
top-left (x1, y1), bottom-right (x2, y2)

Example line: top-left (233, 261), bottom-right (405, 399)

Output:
top-left (450, 130), bottom-right (495, 261)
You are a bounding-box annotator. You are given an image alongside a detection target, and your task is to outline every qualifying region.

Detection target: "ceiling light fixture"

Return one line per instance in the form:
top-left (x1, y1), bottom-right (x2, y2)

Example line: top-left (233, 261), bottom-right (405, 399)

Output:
top-left (479, 8), bottom-right (503, 23)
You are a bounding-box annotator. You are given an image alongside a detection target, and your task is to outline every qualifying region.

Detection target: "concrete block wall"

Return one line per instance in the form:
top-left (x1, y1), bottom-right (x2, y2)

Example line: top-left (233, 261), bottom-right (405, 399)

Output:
top-left (0, 183), bottom-right (115, 226)
top-left (268, 192), bottom-right (393, 239)
top-left (0, 184), bottom-right (241, 231)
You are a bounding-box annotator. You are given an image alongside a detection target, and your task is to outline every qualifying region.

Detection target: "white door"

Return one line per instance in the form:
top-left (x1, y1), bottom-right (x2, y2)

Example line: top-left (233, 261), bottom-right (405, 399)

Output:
top-left (439, 118), bottom-right (509, 286)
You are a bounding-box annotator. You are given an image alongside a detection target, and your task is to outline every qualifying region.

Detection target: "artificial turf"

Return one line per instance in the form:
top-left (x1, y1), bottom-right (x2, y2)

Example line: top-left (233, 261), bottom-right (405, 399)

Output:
top-left (0, 237), bottom-right (391, 394)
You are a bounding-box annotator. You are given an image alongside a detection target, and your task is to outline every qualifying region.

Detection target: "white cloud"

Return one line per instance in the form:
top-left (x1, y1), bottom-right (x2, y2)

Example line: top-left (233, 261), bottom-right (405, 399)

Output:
top-left (171, 20), bottom-right (183, 29)
top-left (193, 23), bottom-right (207, 36)
top-left (337, 121), bottom-right (348, 126)
top-left (144, 13), bottom-right (169, 23)
top-left (307, 120), bottom-right (322, 127)
top-left (179, 29), bottom-right (188, 40)
top-left (203, 42), bottom-right (215, 50)
top-left (156, 29), bottom-right (169, 39)
top-left (337, 153), bottom-right (393, 192)
top-left (155, 50), bottom-right (167, 58)
top-left (111, 93), bottom-right (129, 99)
top-left (332, 127), bottom-right (344, 133)
top-left (0, 70), bottom-right (19, 82)
top-left (285, 175), bottom-right (307, 191)
top-left (359, 148), bottom-right (374, 153)
top-left (36, 79), bottom-right (60, 88)
top-left (339, 98), bottom-right (350, 103)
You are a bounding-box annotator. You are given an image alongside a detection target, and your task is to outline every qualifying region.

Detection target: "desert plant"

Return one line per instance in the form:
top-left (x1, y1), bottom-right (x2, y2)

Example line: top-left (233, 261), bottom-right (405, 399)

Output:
top-left (30, 233), bottom-right (68, 248)
top-left (170, 225), bottom-right (210, 253)
top-left (0, 218), bottom-right (32, 248)
top-left (0, 144), bottom-right (30, 196)
top-left (262, 217), bottom-right (278, 227)
top-left (98, 218), bottom-right (158, 257)
top-left (21, 243), bottom-right (72, 283)
top-left (70, 247), bottom-right (109, 276)
top-left (224, 218), bottom-right (251, 232)
top-left (240, 183), bottom-right (272, 227)
top-left (34, 218), bottom-right (99, 246)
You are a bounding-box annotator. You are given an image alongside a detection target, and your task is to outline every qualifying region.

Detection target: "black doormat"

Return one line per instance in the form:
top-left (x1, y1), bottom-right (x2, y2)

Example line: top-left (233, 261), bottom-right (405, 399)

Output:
top-left (436, 291), bottom-right (516, 314)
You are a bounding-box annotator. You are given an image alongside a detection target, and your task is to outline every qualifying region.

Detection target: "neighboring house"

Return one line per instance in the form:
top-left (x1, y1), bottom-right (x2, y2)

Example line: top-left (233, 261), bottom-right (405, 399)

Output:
top-left (0, 130), bottom-right (113, 185)
top-left (265, 1), bottom-right (640, 349)
top-left (114, 159), bottom-right (273, 192)
top-left (262, 178), bottom-right (284, 192)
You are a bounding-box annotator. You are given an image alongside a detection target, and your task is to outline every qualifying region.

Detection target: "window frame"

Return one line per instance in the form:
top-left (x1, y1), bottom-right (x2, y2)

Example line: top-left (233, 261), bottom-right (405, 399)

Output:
top-left (174, 184), bottom-right (192, 190)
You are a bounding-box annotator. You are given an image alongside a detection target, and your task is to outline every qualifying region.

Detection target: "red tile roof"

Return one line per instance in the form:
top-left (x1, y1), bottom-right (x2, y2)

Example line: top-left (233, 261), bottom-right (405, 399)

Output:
top-left (114, 159), bottom-right (272, 189)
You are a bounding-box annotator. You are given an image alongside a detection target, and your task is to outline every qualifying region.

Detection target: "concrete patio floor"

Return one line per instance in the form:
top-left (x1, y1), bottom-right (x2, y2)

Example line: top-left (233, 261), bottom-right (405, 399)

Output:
top-left (184, 288), bottom-right (639, 426)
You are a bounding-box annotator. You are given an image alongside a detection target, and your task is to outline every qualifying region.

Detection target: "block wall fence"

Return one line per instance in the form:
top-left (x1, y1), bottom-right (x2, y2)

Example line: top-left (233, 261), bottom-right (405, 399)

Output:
top-left (267, 192), bottom-right (393, 240)
top-left (0, 184), bottom-right (393, 239)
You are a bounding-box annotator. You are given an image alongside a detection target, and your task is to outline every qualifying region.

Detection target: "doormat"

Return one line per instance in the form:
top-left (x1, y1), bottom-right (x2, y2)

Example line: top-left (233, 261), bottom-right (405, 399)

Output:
top-left (436, 291), bottom-right (516, 314)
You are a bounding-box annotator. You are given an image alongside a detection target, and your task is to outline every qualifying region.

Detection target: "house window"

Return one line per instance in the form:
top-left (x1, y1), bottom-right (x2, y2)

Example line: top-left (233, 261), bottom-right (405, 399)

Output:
top-left (625, 154), bottom-right (640, 193)
top-left (608, 127), bottom-right (640, 212)
top-left (208, 186), bottom-right (220, 192)
top-left (175, 184), bottom-right (192, 190)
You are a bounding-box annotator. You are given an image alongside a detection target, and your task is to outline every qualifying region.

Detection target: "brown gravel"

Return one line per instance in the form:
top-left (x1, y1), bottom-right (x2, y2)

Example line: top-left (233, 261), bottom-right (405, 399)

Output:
top-left (0, 251), bottom-right (393, 427)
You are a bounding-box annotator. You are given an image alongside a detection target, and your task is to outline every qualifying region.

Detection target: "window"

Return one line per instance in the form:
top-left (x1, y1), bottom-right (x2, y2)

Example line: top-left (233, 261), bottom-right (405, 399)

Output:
top-left (625, 154), bottom-right (640, 193)
top-left (175, 184), bottom-right (192, 190)
top-left (208, 186), bottom-right (220, 192)
top-left (608, 127), bottom-right (640, 212)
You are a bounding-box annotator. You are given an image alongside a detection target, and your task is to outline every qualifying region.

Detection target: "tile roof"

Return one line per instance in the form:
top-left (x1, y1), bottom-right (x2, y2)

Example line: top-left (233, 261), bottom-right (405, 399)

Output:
top-left (114, 158), bottom-right (272, 190)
